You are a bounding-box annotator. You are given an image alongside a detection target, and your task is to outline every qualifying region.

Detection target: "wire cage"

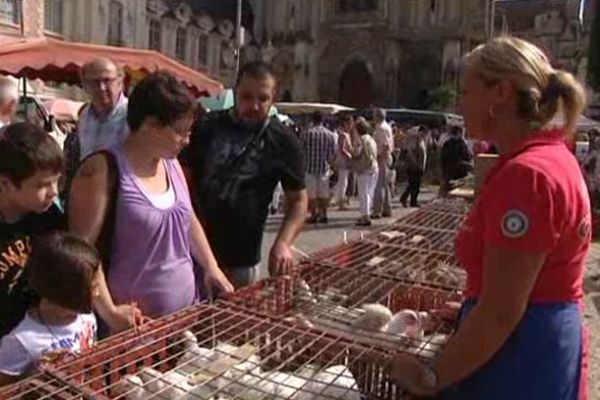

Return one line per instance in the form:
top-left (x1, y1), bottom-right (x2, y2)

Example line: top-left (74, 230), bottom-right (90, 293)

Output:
top-left (0, 374), bottom-right (80, 400)
top-left (40, 303), bottom-right (410, 400)
top-left (222, 263), bottom-right (462, 351)
top-left (305, 238), bottom-right (465, 290)
top-left (416, 199), bottom-right (471, 216)
top-left (387, 209), bottom-right (466, 233)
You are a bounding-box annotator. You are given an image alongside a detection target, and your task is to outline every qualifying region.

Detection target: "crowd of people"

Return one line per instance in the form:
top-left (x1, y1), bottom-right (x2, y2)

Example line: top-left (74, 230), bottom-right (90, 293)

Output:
top-left (0, 35), bottom-right (592, 400)
top-left (296, 108), bottom-right (479, 226)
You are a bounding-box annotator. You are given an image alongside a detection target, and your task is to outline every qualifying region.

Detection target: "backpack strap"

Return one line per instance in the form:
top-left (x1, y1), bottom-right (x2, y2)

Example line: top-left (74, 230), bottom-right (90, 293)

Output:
top-left (78, 150), bottom-right (119, 272)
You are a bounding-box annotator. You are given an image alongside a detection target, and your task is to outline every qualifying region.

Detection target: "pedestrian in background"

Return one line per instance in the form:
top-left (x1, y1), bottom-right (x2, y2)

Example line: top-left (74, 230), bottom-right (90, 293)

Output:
top-left (302, 111), bottom-right (337, 224)
top-left (0, 77), bottom-right (18, 130)
top-left (400, 126), bottom-right (427, 208)
top-left (78, 58), bottom-right (129, 160)
top-left (334, 114), bottom-right (354, 211)
top-left (372, 108), bottom-right (394, 218)
top-left (440, 126), bottom-right (473, 195)
top-left (352, 117), bottom-right (378, 226)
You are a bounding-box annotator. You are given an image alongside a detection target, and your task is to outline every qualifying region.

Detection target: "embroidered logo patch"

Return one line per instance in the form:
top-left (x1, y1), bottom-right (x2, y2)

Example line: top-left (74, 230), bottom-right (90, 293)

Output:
top-left (501, 210), bottom-right (529, 238)
top-left (578, 219), bottom-right (591, 239)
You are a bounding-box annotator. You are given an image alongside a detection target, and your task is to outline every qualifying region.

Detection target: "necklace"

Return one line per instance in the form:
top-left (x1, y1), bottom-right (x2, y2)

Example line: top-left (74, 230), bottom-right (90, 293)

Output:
top-left (36, 309), bottom-right (80, 349)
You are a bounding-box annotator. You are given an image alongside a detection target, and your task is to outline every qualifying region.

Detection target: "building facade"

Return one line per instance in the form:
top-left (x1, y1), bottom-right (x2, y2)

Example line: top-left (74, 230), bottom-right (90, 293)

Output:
top-left (0, 0), bottom-right (247, 92)
top-left (245, 0), bottom-right (593, 109)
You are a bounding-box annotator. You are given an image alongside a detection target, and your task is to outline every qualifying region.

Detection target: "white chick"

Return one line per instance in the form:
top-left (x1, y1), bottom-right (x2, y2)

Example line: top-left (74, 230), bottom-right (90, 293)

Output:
top-left (139, 367), bottom-right (193, 399)
top-left (386, 309), bottom-right (423, 339)
top-left (298, 365), bottom-right (360, 400)
top-left (412, 334), bottom-right (449, 359)
top-left (114, 374), bottom-right (147, 400)
top-left (212, 369), bottom-right (275, 399)
top-left (263, 371), bottom-right (309, 399)
top-left (352, 304), bottom-right (393, 332)
top-left (177, 344), bottom-right (216, 375)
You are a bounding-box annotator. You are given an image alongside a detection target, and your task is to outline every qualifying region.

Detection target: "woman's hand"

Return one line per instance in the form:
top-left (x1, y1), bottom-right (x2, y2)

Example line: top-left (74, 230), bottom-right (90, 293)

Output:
top-left (204, 264), bottom-right (234, 300)
top-left (389, 354), bottom-right (439, 398)
top-left (106, 303), bottom-right (144, 334)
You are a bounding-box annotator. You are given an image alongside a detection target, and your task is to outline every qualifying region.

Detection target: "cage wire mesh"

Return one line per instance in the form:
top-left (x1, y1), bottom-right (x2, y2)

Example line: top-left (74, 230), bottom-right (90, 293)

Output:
top-left (40, 304), bottom-right (412, 400)
top-left (222, 263), bottom-right (462, 351)
top-left (1, 198), bottom-right (471, 400)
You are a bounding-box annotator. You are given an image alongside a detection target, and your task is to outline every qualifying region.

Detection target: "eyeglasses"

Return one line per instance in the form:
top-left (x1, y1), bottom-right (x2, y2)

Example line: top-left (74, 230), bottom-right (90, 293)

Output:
top-left (84, 77), bottom-right (121, 88)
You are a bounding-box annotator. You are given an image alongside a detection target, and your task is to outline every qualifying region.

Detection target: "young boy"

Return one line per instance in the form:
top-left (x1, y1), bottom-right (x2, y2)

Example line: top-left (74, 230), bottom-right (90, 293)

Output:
top-left (0, 122), bottom-right (140, 339)
top-left (0, 233), bottom-right (99, 384)
top-left (0, 123), bottom-right (65, 338)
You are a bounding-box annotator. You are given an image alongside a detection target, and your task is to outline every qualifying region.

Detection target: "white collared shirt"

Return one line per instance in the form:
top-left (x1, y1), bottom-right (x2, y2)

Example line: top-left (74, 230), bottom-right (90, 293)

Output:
top-left (78, 94), bottom-right (129, 160)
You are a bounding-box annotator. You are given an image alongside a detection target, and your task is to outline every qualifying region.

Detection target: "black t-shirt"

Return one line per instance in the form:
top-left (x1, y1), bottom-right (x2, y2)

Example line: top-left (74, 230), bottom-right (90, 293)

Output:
top-left (0, 204), bottom-right (65, 337)
top-left (180, 111), bottom-right (305, 268)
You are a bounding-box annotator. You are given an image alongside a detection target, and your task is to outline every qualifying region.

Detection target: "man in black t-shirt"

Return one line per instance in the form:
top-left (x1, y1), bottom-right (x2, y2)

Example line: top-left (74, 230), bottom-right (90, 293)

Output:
top-left (440, 126), bottom-right (473, 195)
top-left (181, 62), bottom-right (308, 288)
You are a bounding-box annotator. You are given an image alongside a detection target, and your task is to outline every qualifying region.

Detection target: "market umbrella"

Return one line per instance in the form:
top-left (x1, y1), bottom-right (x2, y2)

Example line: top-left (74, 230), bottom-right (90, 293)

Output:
top-left (0, 35), bottom-right (223, 97)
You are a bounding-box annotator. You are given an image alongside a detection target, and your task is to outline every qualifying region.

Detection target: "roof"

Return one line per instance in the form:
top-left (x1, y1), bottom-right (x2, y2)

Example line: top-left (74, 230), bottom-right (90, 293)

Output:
top-left (0, 35), bottom-right (223, 97)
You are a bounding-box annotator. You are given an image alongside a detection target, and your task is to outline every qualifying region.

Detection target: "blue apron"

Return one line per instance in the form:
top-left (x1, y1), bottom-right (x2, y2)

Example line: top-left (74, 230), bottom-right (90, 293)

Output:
top-left (442, 299), bottom-right (583, 400)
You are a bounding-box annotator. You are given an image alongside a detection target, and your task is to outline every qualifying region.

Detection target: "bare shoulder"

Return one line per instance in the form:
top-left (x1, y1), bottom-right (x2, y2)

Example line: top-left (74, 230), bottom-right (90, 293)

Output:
top-left (75, 153), bottom-right (109, 180)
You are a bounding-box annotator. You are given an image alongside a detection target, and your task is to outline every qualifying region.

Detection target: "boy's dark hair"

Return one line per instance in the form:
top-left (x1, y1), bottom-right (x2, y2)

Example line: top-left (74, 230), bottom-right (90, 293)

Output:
top-left (127, 71), bottom-right (196, 132)
top-left (0, 123), bottom-right (65, 186)
top-left (312, 111), bottom-right (324, 125)
top-left (28, 233), bottom-right (101, 313)
top-left (235, 61), bottom-right (275, 87)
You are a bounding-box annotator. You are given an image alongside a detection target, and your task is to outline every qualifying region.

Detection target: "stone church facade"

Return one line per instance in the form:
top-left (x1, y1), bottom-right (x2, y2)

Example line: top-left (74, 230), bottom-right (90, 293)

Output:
top-left (246, 0), bottom-right (593, 109)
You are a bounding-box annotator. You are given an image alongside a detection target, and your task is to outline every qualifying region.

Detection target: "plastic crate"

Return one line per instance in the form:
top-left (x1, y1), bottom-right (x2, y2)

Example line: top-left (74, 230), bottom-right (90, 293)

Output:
top-left (222, 263), bottom-right (463, 351)
top-left (42, 303), bottom-right (406, 400)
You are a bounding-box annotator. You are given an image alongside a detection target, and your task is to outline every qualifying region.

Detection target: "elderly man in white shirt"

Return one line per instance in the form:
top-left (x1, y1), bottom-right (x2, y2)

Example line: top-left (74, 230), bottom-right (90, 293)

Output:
top-left (0, 76), bottom-right (18, 130)
top-left (78, 58), bottom-right (129, 160)
top-left (372, 108), bottom-right (394, 218)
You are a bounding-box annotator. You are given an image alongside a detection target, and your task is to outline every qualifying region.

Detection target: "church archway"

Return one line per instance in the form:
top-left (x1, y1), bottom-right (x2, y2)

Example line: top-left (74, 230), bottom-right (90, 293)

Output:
top-left (339, 60), bottom-right (374, 108)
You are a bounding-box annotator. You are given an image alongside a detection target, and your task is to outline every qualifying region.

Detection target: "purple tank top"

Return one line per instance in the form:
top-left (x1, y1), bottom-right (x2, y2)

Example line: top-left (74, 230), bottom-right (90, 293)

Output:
top-left (107, 148), bottom-right (197, 318)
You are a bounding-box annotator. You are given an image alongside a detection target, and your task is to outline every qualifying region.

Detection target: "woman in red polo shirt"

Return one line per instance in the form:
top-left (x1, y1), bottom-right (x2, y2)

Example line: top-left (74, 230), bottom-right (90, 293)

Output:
top-left (391, 36), bottom-right (589, 399)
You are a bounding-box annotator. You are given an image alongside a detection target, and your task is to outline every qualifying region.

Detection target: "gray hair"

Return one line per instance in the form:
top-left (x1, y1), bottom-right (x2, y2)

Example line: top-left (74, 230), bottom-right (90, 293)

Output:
top-left (0, 76), bottom-right (18, 106)
top-left (373, 108), bottom-right (386, 121)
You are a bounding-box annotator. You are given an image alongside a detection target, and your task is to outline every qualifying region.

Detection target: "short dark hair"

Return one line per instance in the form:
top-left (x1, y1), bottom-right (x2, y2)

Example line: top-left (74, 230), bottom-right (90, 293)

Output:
top-left (312, 111), bottom-right (324, 124)
top-left (28, 232), bottom-right (101, 313)
top-left (341, 114), bottom-right (353, 124)
top-left (0, 122), bottom-right (65, 186)
top-left (450, 126), bottom-right (463, 136)
top-left (127, 71), bottom-right (196, 132)
top-left (235, 61), bottom-right (275, 87)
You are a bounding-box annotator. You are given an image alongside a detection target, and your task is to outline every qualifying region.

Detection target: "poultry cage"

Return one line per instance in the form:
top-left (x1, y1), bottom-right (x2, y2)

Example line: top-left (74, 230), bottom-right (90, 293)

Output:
top-left (0, 373), bottom-right (79, 400)
top-left (306, 237), bottom-right (465, 290)
top-left (222, 263), bottom-right (463, 351)
top-left (37, 303), bottom-right (407, 400)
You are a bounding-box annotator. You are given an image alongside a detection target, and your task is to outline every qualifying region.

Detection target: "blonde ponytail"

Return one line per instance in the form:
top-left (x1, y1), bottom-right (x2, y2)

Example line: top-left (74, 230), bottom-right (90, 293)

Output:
top-left (538, 70), bottom-right (586, 134)
top-left (466, 36), bottom-right (586, 135)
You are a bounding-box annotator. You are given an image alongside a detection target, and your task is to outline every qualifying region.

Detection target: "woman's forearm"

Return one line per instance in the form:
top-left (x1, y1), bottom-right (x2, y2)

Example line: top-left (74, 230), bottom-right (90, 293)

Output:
top-left (189, 215), bottom-right (219, 271)
top-left (433, 301), bottom-right (525, 388)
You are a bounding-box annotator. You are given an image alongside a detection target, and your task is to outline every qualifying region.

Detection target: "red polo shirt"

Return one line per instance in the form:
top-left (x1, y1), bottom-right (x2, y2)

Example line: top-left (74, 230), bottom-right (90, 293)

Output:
top-left (456, 128), bottom-right (591, 303)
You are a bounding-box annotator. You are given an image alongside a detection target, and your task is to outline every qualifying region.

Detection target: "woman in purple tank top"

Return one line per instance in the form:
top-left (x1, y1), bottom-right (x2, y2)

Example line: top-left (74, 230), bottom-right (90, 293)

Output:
top-left (69, 72), bottom-right (233, 325)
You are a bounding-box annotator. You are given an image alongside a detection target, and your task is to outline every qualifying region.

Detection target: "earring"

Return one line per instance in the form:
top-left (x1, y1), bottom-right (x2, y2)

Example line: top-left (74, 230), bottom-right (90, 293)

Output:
top-left (488, 105), bottom-right (496, 119)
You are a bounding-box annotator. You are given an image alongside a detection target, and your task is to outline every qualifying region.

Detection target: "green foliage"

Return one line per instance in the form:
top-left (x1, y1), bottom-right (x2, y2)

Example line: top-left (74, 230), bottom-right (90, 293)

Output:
top-left (428, 85), bottom-right (457, 111)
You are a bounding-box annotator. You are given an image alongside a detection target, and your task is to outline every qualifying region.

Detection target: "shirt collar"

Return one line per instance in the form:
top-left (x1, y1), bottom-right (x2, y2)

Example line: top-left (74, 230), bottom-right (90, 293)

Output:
top-left (484, 128), bottom-right (566, 186)
top-left (89, 92), bottom-right (127, 121)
